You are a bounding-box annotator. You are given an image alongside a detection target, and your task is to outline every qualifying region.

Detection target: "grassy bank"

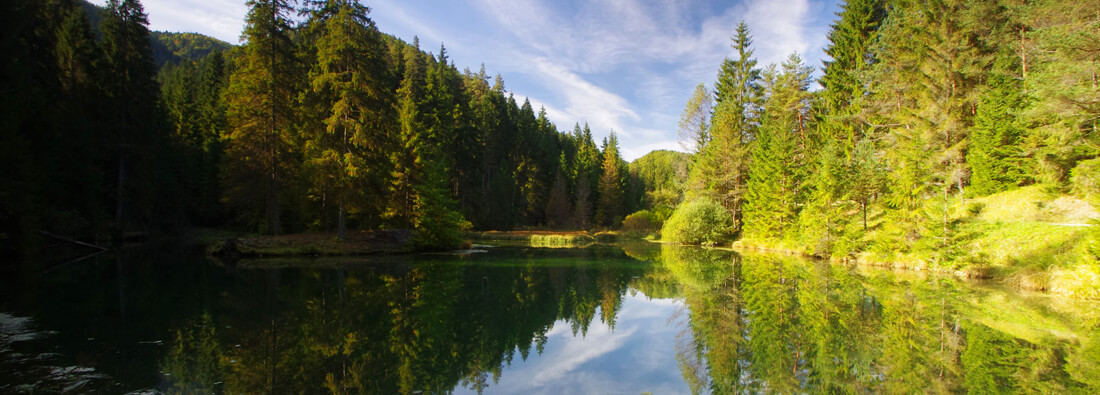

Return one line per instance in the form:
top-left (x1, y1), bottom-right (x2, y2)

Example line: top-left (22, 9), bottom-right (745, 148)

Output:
top-left (467, 230), bottom-right (620, 248)
top-left (734, 185), bottom-right (1100, 299)
top-left (204, 230), bottom-right (413, 258)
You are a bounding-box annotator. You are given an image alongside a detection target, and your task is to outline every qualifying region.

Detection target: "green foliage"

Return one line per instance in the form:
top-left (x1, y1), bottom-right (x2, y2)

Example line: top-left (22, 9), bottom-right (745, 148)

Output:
top-left (621, 210), bottom-right (660, 236)
top-left (742, 55), bottom-right (813, 241)
top-left (596, 132), bottom-right (626, 228)
top-left (150, 31), bottom-right (232, 67)
top-left (629, 150), bottom-right (690, 208)
top-left (661, 198), bottom-right (735, 245)
top-left (678, 83), bottom-right (712, 153)
top-left (968, 64), bottom-right (1030, 196)
top-left (688, 21), bottom-right (760, 221)
top-left (1070, 158), bottom-right (1100, 206)
top-left (222, 0), bottom-right (301, 234)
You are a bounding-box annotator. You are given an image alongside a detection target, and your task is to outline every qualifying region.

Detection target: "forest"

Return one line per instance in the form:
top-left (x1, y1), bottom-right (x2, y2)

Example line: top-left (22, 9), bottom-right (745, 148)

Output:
top-left (657, 0), bottom-right (1100, 297)
top-left (1, 0), bottom-right (1099, 296)
top-left (0, 0), bottom-right (665, 254)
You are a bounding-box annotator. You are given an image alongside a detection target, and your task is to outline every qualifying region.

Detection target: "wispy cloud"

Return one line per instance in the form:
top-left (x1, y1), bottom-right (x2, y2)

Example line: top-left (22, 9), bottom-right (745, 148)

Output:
top-left (120, 0), bottom-right (247, 43)
top-left (128, 0), bottom-right (840, 161)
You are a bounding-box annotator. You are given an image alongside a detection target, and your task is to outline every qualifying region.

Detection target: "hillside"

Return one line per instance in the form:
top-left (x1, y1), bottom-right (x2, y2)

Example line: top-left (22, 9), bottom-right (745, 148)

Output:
top-left (150, 31), bottom-right (233, 67)
top-left (80, 1), bottom-right (232, 67)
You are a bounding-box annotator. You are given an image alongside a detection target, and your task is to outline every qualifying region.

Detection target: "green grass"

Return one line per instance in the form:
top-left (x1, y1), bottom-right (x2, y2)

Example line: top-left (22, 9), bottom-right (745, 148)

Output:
top-left (529, 234), bottom-right (595, 248)
top-left (735, 184), bottom-right (1100, 298)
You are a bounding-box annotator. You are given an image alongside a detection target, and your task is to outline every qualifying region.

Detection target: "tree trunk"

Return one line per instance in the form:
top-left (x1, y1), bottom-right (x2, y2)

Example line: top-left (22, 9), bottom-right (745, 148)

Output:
top-left (337, 198), bottom-right (346, 241)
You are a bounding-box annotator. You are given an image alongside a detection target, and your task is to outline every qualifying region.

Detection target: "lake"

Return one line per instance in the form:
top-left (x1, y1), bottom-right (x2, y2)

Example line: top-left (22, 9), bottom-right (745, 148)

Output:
top-left (2, 241), bottom-right (1098, 393)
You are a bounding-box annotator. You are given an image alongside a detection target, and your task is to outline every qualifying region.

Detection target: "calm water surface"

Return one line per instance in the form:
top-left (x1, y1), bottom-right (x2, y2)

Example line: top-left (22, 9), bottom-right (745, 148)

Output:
top-left (2, 242), bottom-right (1098, 393)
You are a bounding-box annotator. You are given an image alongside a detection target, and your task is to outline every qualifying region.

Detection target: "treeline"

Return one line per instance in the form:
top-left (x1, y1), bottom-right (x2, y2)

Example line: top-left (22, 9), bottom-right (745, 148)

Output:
top-left (1, 0), bottom-right (651, 254)
top-left (669, 0), bottom-right (1100, 262)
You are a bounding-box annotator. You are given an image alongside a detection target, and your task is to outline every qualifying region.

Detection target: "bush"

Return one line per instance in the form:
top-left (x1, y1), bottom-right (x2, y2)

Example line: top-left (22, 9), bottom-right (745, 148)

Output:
top-left (1071, 158), bottom-right (1100, 206)
top-left (661, 198), bottom-right (736, 245)
top-left (621, 210), bottom-right (660, 234)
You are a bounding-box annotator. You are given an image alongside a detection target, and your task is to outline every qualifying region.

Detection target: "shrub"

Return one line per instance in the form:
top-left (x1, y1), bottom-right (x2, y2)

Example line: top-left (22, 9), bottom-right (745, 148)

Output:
top-left (1071, 158), bottom-right (1100, 206)
top-left (661, 198), bottom-right (736, 245)
top-left (621, 210), bottom-right (660, 234)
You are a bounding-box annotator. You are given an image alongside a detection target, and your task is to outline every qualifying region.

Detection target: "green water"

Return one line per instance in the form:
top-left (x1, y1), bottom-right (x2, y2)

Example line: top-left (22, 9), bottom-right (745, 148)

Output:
top-left (1, 242), bottom-right (1098, 393)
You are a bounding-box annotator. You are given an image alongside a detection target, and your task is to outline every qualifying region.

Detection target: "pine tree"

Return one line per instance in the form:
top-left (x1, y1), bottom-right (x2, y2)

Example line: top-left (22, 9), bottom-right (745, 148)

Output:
top-left (742, 55), bottom-right (813, 241)
top-left (967, 57), bottom-right (1029, 196)
top-left (100, 0), bottom-right (163, 233)
top-left (573, 124), bottom-right (600, 229)
top-left (798, 141), bottom-right (849, 256)
top-left (596, 131), bottom-right (625, 227)
top-left (306, 0), bottom-right (393, 240)
top-left (545, 166), bottom-right (572, 229)
top-left (678, 83), bottom-right (713, 153)
top-left (818, 0), bottom-right (887, 148)
top-left (686, 21), bottom-right (763, 232)
top-left (387, 38), bottom-right (427, 229)
top-left (223, 0), bottom-right (300, 234)
top-left (869, 0), bottom-right (986, 250)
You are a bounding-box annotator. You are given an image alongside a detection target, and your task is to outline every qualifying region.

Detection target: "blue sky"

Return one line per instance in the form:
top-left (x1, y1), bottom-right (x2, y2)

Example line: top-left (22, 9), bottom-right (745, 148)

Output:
top-left (453, 291), bottom-right (691, 394)
top-left (116, 0), bottom-right (843, 160)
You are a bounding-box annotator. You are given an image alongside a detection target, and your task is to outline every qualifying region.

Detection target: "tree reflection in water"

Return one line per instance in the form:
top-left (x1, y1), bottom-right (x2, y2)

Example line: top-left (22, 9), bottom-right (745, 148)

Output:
top-left (118, 244), bottom-right (1099, 393)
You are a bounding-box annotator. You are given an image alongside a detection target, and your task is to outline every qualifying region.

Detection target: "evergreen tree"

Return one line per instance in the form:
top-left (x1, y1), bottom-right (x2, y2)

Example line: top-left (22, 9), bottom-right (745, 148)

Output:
top-left (742, 55), bottom-right (813, 241)
top-left (545, 167), bottom-right (572, 229)
top-left (685, 21), bottom-right (762, 233)
top-left (387, 37), bottom-right (427, 228)
top-left (967, 57), bottom-right (1029, 196)
top-left (678, 83), bottom-right (713, 153)
top-left (1020, 0), bottom-right (1100, 184)
top-left (573, 124), bottom-right (600, 229)
top-left (596, 131), bottom-right (625, 227)
top-left (305, 0), bottom-right (393, 240)
top-left (100, 0), bottom-right (165, 233)
top-left (818, 0), bottom-right (887, 148)
top-left (223, 0), bottom-right (300, 234)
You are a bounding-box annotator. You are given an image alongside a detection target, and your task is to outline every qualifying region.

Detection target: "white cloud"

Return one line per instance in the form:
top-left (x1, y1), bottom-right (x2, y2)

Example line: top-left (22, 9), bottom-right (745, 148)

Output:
top-left (128, 0), bottom-right (248, 43)
top-left (530, 323), bottom-right (636, 387)
top-left (523, 57), bottom-right (640, 138)
top-left (127, 0), bottom-right (839, 160)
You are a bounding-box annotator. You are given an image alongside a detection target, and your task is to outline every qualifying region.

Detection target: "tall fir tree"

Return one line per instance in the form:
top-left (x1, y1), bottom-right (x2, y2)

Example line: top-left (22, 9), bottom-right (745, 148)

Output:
top-left (100, 0), bottom-right (165, 233)
top-left (678, 83), bottom-right (713, 153)
top-left (686, 21), bottom-right (762, 233)
top-left (224, 0), bottom-right (301, 234)
top-left (818, 0), bottom-right (887, 148)
top-left (742, 56), bottom-right (813, 241)
top-left (596, 132), bottom-right (625, 227)
top-left (306, 0), bottom-right (393, 240)
top-left (967, 57), bottom-right (1029, 196)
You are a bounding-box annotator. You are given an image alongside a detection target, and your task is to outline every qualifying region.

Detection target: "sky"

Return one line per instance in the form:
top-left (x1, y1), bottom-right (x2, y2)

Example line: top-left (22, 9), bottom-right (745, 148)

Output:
top-left (109, 0), bottom-right (843, 161)
top-left (452, 291), bottom-right (690, 394)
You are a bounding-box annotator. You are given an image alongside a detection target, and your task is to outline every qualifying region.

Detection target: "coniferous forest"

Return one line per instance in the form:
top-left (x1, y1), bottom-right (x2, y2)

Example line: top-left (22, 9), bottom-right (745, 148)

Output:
top-left (664, 0), bottom-right (1100, 297)
top-left (1, 0), bottom-right (649, 253)
top-left (1, 0), bottom-right (1099, 296)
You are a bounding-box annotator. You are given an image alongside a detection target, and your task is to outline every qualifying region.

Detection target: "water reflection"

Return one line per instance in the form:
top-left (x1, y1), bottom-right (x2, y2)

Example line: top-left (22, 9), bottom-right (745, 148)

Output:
top-left (1, 243), bottom-right (1098, 393)
top-left (665, 249), bottom-right (1100, 394)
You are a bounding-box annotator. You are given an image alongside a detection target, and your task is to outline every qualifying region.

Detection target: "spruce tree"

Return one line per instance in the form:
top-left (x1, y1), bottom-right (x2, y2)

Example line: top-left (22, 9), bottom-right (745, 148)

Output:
top-left (742, 55), bottom-right (812, 241)
top-left (678, 83), bottom-right (713, 153)
top-left (967, 58), bottom-right (1029, 196)
top-left (99, 0), bottom-right (163, 233)
top-left (818, 0), bottom-right (886, 148)
top-left (306, 0), bottom-right (392, 240)
top-left (596, 131), bottom-right (625, 227)
top-left (223, 0), bottom-right (300, 234)
top-left (686, 21), bottom-right (762, 232)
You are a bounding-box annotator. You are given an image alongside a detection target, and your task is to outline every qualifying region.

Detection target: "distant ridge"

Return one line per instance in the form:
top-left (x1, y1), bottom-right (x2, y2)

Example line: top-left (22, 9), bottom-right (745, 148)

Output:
top-left (81, 0), bottom-right (233, 67)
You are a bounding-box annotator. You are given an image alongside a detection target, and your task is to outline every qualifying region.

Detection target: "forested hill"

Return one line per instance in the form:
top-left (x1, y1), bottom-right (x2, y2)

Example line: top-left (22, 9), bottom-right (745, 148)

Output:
top-left (151, 31), bottom-right (233, 67)
top-left (79, 1), bottom-right (233, 67)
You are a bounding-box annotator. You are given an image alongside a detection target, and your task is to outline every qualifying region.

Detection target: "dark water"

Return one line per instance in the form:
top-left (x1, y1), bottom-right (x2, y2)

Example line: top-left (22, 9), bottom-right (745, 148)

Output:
top-left (2, 242), bottom-right (1098, 393)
